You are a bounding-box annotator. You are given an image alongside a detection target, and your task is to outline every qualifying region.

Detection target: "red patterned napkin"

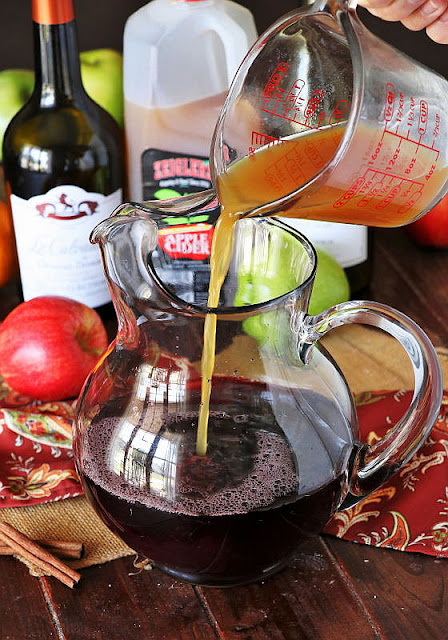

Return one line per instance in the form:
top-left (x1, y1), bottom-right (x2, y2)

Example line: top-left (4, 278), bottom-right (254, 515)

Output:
top-left (0, 374), bottom-right (446, 557)
top-left (0, 375), bottom-right (82, 507)
top-left (324, 389), bottom-right (448, 558)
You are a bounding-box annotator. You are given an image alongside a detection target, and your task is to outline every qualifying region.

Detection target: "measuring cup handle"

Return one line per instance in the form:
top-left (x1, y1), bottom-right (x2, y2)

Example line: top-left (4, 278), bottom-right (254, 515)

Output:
top-left (298, 300), bottom-right (443, 502)
top-left (312, 0), bottom-right (358, 16)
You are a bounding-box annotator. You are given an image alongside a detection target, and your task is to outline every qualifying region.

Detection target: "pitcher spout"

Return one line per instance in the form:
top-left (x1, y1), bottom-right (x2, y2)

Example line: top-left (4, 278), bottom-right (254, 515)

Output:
top-left (90, 189), bottom-right (219, 325)
top-left (91, 209), bottom-right (158, 306)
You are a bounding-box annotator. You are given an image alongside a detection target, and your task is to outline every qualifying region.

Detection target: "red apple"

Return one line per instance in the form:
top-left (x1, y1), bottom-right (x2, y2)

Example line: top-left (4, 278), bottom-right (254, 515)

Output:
top-left (0, 296), bottom-right (109, 401)
top-left (406, 194), bottom-right (448, 248)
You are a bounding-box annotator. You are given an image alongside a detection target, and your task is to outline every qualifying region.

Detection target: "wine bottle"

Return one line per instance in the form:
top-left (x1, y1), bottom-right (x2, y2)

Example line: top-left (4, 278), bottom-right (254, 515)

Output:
top-left (2, 0), bottom-right (123, 313)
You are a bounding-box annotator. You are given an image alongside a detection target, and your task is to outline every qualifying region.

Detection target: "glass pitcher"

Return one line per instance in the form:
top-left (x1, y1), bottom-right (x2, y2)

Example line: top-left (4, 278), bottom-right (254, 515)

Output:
top-left (73, 199), bottom-right (442, 587)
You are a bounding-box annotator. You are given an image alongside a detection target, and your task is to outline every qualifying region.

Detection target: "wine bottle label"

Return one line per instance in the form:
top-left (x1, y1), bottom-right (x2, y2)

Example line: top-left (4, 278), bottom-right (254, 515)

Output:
top-left (10, 185), bottom-right (122, 308)
top-left (279, 219), bottom-right (368, 268)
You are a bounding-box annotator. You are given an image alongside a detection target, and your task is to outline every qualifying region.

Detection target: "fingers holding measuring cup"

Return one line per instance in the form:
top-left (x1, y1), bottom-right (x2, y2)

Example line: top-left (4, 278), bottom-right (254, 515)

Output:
top-left (358, 0), bottom-right (448, 44)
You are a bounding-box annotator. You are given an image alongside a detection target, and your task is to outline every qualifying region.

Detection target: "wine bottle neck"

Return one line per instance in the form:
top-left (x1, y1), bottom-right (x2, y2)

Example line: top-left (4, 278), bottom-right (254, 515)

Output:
top-left (32, 17), bottom-right (86, 104)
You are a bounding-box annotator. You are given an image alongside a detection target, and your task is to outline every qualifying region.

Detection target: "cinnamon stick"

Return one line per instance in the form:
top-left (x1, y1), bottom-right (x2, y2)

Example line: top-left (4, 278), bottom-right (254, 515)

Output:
top-left (0, 539), bottom-right (84, 560)
top-left (0, 520), bottom-right (81, 588)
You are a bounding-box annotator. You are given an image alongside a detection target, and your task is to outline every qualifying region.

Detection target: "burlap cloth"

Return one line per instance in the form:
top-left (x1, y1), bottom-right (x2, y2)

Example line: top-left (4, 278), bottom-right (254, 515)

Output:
top-left (2, 325), bottom-right (447, 576)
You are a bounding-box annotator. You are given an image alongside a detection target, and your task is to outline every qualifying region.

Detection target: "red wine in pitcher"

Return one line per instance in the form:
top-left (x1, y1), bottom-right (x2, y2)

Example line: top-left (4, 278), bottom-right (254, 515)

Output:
top-left (80, 378), bottom-right (355, 586)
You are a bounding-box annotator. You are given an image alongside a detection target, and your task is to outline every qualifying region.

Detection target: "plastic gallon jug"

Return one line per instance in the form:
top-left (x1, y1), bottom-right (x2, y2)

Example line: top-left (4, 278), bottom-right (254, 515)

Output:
top-left (123, 0), bottom-right (257, 201)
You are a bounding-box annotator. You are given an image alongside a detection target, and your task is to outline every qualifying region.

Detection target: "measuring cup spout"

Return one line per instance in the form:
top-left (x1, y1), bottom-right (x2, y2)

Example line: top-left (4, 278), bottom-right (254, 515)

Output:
top-left (137, 189), bottom-right (217, 219)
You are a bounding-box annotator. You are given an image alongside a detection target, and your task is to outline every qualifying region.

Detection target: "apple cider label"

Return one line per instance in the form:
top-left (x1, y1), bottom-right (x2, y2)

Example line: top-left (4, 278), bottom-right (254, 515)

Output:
top-left (157, 223), bottom-right (215, 261)
top-left (142, 150), bottom-right (220, 304)
top-left (10, 185), bottom-right (122, 307)
top-left (141, 149), bottom-right (212, 201)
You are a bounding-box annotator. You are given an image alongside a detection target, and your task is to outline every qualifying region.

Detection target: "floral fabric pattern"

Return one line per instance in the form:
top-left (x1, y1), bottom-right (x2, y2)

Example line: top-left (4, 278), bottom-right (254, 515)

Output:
top-left (0, 375), bottom-right (82, 507)
top-left (324, 390), bottom-right (448, 558)
top-left (0, 373), bottom-right (447, 558)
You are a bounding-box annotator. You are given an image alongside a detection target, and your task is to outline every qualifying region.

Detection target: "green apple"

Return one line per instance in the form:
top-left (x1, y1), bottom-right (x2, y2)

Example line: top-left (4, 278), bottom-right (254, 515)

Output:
top-left (0, 49), bottom-right (123, 161)
top-left (309, 248), bottom-right (350, 315)
top-left (234, 242), bottom-right (350, 349)
top-left (234, 275), bottom-right (290, 350)
top-left (0, 69), bottom-right (34, 162)
top-left (80, 48), bottom-right (123, 127)
top-left (233, 225), bottom-right (311, 349)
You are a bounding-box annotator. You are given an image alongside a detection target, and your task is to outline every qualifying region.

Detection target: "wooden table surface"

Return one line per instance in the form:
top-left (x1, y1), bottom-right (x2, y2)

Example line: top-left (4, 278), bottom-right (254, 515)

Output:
top-left (1, 227), bottom-right (447, 640)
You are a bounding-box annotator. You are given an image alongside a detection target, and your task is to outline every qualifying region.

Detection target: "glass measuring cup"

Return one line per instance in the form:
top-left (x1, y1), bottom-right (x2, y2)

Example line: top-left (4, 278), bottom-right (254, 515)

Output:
top-left (211, 0), bottom-right (448, 226)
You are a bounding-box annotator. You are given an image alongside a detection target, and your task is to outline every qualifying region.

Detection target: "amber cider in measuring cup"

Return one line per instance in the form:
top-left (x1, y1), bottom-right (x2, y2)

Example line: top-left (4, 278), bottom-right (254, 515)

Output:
top-left (215, 123), bottom-right (448, 227)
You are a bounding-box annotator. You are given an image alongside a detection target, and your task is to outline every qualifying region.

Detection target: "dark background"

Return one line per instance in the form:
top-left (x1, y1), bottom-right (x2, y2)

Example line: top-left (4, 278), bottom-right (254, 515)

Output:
top-left (0, 0), bottom-right (446, 77)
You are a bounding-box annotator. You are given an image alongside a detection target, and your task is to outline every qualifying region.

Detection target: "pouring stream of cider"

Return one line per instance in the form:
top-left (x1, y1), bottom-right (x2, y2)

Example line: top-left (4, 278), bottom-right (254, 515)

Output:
top-left (195, 125), bottom-right (343, 456)
top-left (194, 126), bottom-right (347, 456)
top-left (196, 213), bottom-right (238, 456)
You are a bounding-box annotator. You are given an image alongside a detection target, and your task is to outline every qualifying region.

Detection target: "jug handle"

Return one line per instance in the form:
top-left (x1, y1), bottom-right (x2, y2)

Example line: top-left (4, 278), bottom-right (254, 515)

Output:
top-left (298, 301), bottom-right (443, 502)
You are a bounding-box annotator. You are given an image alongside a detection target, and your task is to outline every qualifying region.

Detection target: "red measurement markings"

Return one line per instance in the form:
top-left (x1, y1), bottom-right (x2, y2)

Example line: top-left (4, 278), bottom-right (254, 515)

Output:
top-left (419, 101), bottom-right (428, 137)
top-left (334, 167), bottom-right (424, 210)
top-left (383, 130), bottom-right (441, 156)
top-left (304, 89), bottom-right (325, 124)
top-left (398, 186), bottom-right (423, 213)
top-left (329, 100), bottom-right (350, 124)
top-left (262, 78), bottom-right (309, 123)
top-left (383, 85), bottom-right (434, 151)
top-left (405, 154), bottom-right (418, 175)
top-left (261, 63), bottom-right (290, 117)
top-left (385, 138), bottom-right (403, 172)
top-left (391, 131), bottom-right (440, 178)
top-left (368, 131), bottom-right (386, 167)
top-left (375, 179), bottom-right (409, 210)
top-left (284, 79), bottom-right (306, 119)
top-left (369, 128), bottom-right (440, 177)
top-left (425, 163), bottom-right (438, 181)
top-left (433, 113), bottom-right (441, 140)
top-left (260, 64), bottom-right (329, 127)
top-left (356, 174), bottom-right (395, 209)
top-left (333, 176), bottom-right (366, 208)
top-left (384, 83), bottom-right (395, 123)
top-left (262, 62), bottom-right (289, 98)
top-left (304, 139), bottom-right (330, 172)
top-left (262, 140), bottom-right (323, 195)
top-left (357, 176), bottom-right (388, 208)
top-left (250, 131), bottom-right (281, 147)
top-left (406, 96), bottom-right (416, 130)
top-left (382, 83), bottom-right (441, 164)
top-left (395, 92), bottom-right (405, 124)
top-left (248, 131), bottom-right (281, 157)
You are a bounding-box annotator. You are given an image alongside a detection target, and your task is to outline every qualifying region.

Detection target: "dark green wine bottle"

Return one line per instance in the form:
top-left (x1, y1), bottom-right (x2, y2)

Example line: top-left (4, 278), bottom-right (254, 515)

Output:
top-left (2, 0), bottom-right (123, 315)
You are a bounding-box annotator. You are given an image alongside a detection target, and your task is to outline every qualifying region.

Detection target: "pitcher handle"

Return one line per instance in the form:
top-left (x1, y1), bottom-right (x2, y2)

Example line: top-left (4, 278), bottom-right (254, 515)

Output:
top-left (298, 300), bottom-right (443, 502)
